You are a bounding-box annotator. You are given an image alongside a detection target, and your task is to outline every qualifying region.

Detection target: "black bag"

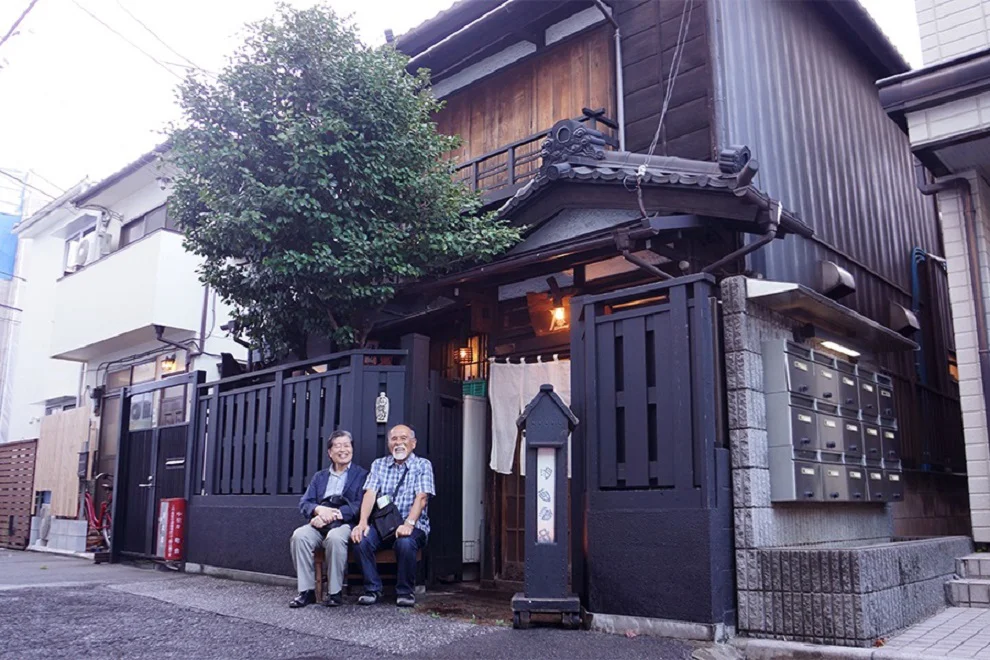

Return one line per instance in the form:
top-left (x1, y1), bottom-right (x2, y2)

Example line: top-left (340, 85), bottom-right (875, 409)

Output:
top-left (314, 494), bottom-right (346, 537)
top-left (370, 466), bottom-right (409, 541)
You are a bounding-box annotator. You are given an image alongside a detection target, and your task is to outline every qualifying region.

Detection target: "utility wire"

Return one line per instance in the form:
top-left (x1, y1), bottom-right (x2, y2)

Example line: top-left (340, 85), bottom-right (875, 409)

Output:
top-left (0, 0), bottom-right (41, 50)
top-left (114, 0), bottom-right (203, 71)
top-left (28, 170), bottom-right (65, 194)
top-left (0, 168), bottom-right (55, 200)
top-left (644, 0), bottom-right (695, 164)
top-left (69, 0), bottom-right (182, 80)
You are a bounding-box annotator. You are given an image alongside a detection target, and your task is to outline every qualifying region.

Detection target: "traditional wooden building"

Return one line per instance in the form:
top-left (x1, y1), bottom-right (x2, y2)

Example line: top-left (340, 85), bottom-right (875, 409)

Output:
top-left (101, 0), bottom-right (968, 645)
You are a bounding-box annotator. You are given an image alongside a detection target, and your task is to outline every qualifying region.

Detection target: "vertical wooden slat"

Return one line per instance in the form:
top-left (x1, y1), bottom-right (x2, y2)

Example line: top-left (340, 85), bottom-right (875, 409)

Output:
top-left (669, 284), bottom-right (694, 491)
top-left (321, 374), bottom-right (339, 442)
top-left (653, 310), bottom-right (676, 488)
top-left (596, 320), bottom-right (617, 488)
top-left (307, 378), bottom-right (324, 477)
top-left (205, 386), bottom-right (220, 495)
top-left (242, 390), bottom-right (258, 494)
top-left (689, 286), bottom-right (717, 501)
top-left (195, 396), bottom-right (209, 496)
top-left (230, 393), bottom-right (245, 495)
top-left (253, 388), bottom-right (268, 494)
top-left (621, 316), bottom-right (650, 488)
top-left (267, 372), bottom-right (284, 495)
top-left (220, 395), bottom-right (236, 494)
top-left (291, 381), bottom-right (308, 493)
top-left (279, 379), bottom-right (295, 494)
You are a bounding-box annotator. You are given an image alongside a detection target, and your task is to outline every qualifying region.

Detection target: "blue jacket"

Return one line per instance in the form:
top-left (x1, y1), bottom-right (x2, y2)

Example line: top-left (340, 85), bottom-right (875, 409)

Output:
top-left (298, 464), bottom-right (369, 525)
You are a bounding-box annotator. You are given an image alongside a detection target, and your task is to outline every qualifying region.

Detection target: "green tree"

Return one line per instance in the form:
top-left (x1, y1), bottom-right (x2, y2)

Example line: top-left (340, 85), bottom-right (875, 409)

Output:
top-left (167, 4), bottom-right (518, 358)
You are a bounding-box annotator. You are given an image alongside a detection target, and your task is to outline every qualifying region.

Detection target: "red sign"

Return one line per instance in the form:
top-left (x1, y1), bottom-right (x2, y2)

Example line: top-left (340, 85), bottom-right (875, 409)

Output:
top-left (156, 498), bottom-right (186, 561)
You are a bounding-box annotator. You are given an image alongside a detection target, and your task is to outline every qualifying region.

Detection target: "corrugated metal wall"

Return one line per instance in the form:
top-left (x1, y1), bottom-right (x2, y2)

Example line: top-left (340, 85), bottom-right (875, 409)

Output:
top-left (707, 0), bottom-right (961, 470)
top-left (708, 0), bottom-right (940, 320)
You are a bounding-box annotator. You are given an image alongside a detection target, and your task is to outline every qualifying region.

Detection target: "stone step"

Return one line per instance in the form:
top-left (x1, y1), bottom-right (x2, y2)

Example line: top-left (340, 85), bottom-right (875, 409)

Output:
top-left (957, 554), bottom-right (990, 579)
top-left (946, 578), bottom-right (990, 607)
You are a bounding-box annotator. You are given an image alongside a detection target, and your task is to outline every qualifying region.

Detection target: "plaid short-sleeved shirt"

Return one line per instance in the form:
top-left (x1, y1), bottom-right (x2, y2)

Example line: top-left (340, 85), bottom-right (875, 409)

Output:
top-left (363, 453), bottom-right (436, 536)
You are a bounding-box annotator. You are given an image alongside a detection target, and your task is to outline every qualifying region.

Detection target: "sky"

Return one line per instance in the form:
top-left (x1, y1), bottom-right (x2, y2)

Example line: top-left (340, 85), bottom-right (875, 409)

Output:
top-left (0, 0), bottom-right (923, 214)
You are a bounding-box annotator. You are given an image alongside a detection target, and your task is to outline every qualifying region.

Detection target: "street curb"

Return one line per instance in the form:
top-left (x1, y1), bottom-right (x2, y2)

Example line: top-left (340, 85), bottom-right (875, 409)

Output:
top-left (26, 545), bottom-right (95, 561)
top-left (733, 638), bottom-right (975, 660)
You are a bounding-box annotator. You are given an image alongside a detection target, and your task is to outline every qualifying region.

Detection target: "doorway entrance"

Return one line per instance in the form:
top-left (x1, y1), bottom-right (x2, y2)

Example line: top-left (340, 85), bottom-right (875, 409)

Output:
top-left (111, 372), bottom-right (199, 560)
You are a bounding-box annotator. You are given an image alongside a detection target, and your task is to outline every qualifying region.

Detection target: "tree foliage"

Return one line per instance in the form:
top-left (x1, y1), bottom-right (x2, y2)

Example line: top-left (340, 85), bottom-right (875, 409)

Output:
top-left (167, 4), bottom-right (519, 357)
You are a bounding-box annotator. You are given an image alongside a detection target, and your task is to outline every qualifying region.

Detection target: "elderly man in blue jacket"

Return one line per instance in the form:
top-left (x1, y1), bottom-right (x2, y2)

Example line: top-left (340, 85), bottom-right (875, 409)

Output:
top-left (289, 430), bottom-right (368, 608)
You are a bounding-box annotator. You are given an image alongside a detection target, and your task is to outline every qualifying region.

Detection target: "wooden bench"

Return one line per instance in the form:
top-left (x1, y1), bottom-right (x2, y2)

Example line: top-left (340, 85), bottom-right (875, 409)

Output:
top-left (314, 546), bottom-right (424, 602)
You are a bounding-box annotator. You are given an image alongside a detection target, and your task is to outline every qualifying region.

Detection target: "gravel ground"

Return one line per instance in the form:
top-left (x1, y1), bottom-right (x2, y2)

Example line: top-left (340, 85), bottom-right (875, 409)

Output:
top-left (0, 551), bottom-right (699, 659)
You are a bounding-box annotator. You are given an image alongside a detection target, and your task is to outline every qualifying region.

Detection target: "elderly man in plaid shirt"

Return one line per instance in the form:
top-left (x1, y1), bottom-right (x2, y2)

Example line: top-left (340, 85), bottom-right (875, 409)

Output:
top-left (350, 424), bottom-right (435, 607)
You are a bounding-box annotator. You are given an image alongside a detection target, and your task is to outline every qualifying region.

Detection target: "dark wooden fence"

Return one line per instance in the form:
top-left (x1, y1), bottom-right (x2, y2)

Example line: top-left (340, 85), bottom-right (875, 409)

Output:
top-left (185, 349), bottom-right (408, 576)
top-left (570, 274), bottom-right (733, 625)
top-left (194, 350), bottom-right (407, 497)
top-left (0, 439), bottom-right (38, 549)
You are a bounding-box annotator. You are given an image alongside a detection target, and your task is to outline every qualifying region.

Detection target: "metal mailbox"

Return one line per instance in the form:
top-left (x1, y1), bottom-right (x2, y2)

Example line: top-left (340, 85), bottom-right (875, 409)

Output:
top-left (794, 461), bottom-right (822, 501)
top-left (837, 364), bottom-right (859, 408)
top-left (867, 470), bottom-right (886, 502)
top-left (846, 467), bottom-right (867, 501)
top-left (859, 374), bottom-right (880, 416)
top-left (885, 471), bottom-right (904, 502)
top-left (841, 415), bottom-right (863, 459)
top-left (878, 386), bottom-right (895, 417)
top-left (818, 413), bottom-right (843, 455)
top-left (822, 465), bottom-right (847, 501)
top-left (881, 424), bottom-right (900, 463)
top-left (863, 425), bottom-right (882, 462)
top-left (815, 360), bottom-right (839, 403)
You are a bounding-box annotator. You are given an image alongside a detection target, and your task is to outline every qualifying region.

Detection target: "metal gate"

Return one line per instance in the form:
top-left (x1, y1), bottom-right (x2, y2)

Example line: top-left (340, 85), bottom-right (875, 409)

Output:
top-left (111, 371), bottom-right (200, 560)
top-left (0, 439), bottom-right (38, 549)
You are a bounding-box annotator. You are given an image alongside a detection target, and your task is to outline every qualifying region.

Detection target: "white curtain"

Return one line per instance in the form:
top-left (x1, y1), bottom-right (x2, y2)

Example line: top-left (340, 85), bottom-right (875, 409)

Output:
top-left (488, 356), bottom-right (570, 476)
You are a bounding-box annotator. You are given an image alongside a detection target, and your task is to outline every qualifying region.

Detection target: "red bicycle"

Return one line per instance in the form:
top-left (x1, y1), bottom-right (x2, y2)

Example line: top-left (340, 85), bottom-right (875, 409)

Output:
top-left (83, 472), bottom-right (114, 548)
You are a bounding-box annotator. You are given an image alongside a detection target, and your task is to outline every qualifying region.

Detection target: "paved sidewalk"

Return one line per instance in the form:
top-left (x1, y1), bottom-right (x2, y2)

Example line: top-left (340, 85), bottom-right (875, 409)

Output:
top-left (884, 608), bottom-right (990, 658)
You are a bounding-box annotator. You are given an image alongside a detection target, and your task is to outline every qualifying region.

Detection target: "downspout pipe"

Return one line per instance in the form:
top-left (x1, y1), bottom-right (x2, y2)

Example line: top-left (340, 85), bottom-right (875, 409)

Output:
top-left (593, 0), bottom-right (626, 151)
top-left (702, 200), bottom-right (783, 274)
top-left (917, 173), bottom-right (990, 437)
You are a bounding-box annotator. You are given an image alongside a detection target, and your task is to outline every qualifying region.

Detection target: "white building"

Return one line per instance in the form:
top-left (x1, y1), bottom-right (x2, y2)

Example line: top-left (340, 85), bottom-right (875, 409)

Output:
top-left (878, 0), bottom-right (990, 541)
top-left (8, 148), bottom-right (245, 476)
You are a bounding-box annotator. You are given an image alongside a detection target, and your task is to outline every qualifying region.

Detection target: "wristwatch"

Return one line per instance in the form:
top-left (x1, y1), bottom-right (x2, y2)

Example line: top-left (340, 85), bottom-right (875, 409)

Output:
top-left (405, 519), bottom-right (416, 527)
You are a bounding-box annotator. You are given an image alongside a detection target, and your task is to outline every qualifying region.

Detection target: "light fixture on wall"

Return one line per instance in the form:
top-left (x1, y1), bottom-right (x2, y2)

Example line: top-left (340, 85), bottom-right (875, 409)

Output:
top-left (455, 344), bottom-right (473, 365)
top-left (796, 325), bottom-right (862, 359)
top-left (161, 353), bottom-right (179, 374)
top-left (547, 276), bottom-right (569, 332)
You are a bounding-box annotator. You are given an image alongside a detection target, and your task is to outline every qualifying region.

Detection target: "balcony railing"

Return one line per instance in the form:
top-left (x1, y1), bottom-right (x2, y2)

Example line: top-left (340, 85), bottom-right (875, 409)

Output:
top-left (454, 108), bottom-right (618, 204)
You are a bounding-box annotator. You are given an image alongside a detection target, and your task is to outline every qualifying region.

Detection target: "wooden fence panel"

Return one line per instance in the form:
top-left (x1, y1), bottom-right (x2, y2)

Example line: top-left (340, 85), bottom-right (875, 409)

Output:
top-left (0, 439), bottom-right (37, 549)
top-left (35, 407), bottom-right (90, 517)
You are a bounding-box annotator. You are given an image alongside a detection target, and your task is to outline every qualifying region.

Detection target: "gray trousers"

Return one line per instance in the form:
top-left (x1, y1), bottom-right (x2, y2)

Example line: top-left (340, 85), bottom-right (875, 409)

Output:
top-left (290, 523), bottom-right (351, 594)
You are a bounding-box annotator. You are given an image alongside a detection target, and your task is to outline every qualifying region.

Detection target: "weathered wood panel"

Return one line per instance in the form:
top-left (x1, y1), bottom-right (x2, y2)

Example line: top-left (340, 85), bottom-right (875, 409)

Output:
top-left (0, 439), bottom-right (37, 549)
top-left (616, 0), bottom-right (714, 159)
top-left (435, 26), bottom-right (615, 163)
top-left (35, 407), bottom-right (91, 518)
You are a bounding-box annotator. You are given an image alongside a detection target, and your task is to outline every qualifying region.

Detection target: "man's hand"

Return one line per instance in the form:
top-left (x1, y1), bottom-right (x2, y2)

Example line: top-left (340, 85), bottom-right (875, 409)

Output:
top-left (313, 506), bottom-right (341, 524)
top-left (350, 522), bottom-right (370, 543)
top-left (310, 516), bottom-right (328, 529)
top-left (396, 523), bottom-right (414, 538)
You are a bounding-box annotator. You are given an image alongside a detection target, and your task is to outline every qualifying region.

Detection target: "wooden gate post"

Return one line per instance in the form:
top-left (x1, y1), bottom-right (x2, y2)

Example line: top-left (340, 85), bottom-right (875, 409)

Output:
top-left (512, 384), bottom-right (580, 629)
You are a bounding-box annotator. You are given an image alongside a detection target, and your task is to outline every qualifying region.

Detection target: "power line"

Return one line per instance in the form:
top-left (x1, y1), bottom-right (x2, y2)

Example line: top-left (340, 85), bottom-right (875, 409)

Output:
top-left (0, 0), bottom-right (41, 50)
top-left (114, 1), bottom-right (203, 72)
top-left (69, 0), bottom-right (183, 80)
top-left (28, 170), bottom-right (65, 194)
top-left (645, 0), bottom-right (695, 163)
top-left (0, 169), bottom-right (55, 200)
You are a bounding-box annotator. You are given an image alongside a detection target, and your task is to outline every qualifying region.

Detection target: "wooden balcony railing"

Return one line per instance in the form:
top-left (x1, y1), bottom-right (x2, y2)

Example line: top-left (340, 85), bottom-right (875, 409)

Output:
top-left (454, 108), bottom-right (618, 204)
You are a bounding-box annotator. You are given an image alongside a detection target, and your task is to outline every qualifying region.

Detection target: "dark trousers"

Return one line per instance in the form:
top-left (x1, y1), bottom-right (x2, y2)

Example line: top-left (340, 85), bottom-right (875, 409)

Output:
top-left (356, 526), bottom-right (427, 596)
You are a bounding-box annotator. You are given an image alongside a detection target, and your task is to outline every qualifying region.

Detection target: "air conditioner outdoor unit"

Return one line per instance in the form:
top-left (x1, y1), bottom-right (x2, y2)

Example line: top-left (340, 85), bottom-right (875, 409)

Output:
top-left (75, 239), bottom-right (90, 268)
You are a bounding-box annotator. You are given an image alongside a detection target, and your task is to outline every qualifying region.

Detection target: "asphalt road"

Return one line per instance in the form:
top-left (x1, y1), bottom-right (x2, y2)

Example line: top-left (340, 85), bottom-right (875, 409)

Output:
top-left (0, 550), bottom-right (700, 659)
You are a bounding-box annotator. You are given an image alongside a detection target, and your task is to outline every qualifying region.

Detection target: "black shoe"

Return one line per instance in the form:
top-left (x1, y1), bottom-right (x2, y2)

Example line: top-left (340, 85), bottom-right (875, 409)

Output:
top-left (357, 591), bottom-right (382, 605)
top-left (396, 594), bottom-right (416, 608)
top-left (290, 590), bottom-right (315, 608)
top-left (323, 592), bottom-right (343, 608)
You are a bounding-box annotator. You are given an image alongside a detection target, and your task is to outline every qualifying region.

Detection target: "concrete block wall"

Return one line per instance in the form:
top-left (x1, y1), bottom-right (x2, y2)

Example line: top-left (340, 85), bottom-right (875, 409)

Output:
top-left (721, 276), bottom-right (893, 553)
top-left (30, 516), bottom-right (87, 553)
top-left (721, 277), bottom-right (973, 646)
top-left (935, 174), bottom-right (990, 543)
top-left (915, 0), bottom-right (990, 66)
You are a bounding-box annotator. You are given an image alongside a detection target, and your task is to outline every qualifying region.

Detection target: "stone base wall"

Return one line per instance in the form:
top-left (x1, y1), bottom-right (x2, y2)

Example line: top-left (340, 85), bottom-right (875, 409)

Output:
top-left (721, 276), bottom-right (971, 646)
top-left (737, 536), bottom-right (972, 646)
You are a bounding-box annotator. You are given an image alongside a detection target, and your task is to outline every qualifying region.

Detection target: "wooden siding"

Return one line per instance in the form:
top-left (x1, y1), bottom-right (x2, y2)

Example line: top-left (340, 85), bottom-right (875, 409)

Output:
top-left (35, 407), bottom-right (91, 518)
top-left (435, 26), bottom-right (615, 166)
top-left (0, 439), bottom-right (37, 549)
top-left (617, 0), bottom-right (714, 160)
